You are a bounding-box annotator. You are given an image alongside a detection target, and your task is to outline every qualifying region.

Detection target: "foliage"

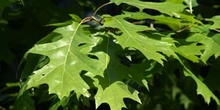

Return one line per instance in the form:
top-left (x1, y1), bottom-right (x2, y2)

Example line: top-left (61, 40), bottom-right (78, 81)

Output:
top-left (1, 0), bottom-right (220, 110)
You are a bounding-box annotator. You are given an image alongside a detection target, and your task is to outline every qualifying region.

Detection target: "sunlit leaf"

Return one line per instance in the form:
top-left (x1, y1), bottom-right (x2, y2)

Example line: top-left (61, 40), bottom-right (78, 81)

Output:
top-left (186, 33), bottom-right (220, 62)
top-left (111, 0), bottom-right (186, 16)
top-left (183, 68), bottom-right (219, 104)
top-left (206, 16), bottom-right (220, 30)
top-left (174, 43), bottom-right (204, 62)
top-left (103, 14), bottom-right (177, 65)
top-left (124, 11), bottom-right (201, 31)
top-left (166, 0), bottom-right (183, 4)
top-left (95, 81), bottom-right (140, 110)
top-left (21, 21), bottom-right (105, 99)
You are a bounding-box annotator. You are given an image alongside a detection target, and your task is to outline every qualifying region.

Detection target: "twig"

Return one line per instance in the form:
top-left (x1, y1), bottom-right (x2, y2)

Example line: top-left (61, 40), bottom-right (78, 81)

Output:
top-left (93, 2), bottom-right (113, 16)
top-left (176, 25), bottom-right (192, 33)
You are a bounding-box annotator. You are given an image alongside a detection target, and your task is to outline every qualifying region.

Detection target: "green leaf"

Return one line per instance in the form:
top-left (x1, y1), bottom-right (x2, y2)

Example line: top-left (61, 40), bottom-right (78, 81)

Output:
top-left (179, 93), bottom-right (192, 109)
top-left (14, 91), bottom-right (35, 110)
top-left (190, 25), bottom-right (210, 34)
top-left (111, 0), bottom-right (186, 16)
top-left (124, 11), bottom-right (201, 31)
top-left (49, 97), bottom-right (69, 110)
top-left (186, 33), bottom-right (220, 62)
top-left (166, 0), bottom-right (183, 4)
top-left (86, 36), bottom-right (141, 110)
top-left (173, 40), bottom-right (220, 105)
top-left (124, 11), bottom-right (183, 30)
top-left (21, 21), bottom-right (105, 99)
top-left (177, 55), bottom-right (220, 105)
top-left (174, 43), bottom-right (204, 62)
top-left (183, 68), bottom-right (219, 105)
top-left (69, 14), bottom-right (82, 22)
top-left (206, 16), bottom-right (220, 30)
top-left (103, 14), bottom-right (176, 65)
top-left (95, 81), bottom-right (140, 110)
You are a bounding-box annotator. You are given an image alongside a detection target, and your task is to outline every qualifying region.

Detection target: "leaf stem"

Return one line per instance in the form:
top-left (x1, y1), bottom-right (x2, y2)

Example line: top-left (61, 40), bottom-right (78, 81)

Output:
top-left (189, 0), bottom-right (193, 14)
top-left (213, 29), bottom-right (220, 32)
top-left (176, 25), bottom-right (192, 33)
top-left (81, 16), bottom-right (92, 24)
top-left (93, 2), bottom-right (113, 16)
top-left (81, 2), bottom-right (113, 24)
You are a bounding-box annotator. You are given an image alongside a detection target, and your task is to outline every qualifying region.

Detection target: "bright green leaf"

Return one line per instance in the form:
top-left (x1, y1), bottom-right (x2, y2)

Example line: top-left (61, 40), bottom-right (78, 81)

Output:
top-left (166, 0), bottom-right (183, 4)
top-left (111, 0), bottom-right (186, 16)
top-left (186, 33), bottom-right (220, 62)
top-left (174, 43), bottom-right (204, 62)
top-left (124, 11), bottom-right (198, 31)
top-left (22, 21), bottom-right (105, 99)
top-left (184, 68), bottom-right (219, 105)
top-left (190, 25), bottom-right (210, 34)
top-left (95, 81), bottom-right (140, 110)
top-left (206, 16), bottom-right (220, 30)
top-left (103, 14), bottom-right (177, 65)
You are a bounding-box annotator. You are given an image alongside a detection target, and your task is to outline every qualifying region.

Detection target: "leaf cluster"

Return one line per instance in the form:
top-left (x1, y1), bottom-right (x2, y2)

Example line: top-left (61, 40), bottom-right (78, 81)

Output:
top-left (1, 0), bottom-right (220, 110)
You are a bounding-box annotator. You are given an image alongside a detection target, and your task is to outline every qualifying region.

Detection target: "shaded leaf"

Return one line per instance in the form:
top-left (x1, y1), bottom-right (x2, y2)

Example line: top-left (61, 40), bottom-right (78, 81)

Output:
top-left (49, 97), bottom-right (69, 110)
top-left (87, 35), bottom-right (141, 110)
top-left (204, 58), bottom-right (220, 91)
top-left (14, 91), bottom-right (35, 110)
